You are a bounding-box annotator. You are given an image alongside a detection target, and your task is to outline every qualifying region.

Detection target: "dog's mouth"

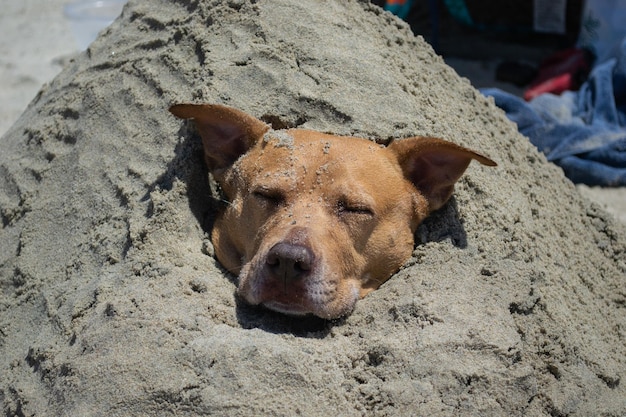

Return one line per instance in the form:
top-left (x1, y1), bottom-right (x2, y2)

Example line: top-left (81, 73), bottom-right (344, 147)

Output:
top-left (249, 278), bottom-right (322, 317)
top-left (239, 270), bottom-right (360, 319)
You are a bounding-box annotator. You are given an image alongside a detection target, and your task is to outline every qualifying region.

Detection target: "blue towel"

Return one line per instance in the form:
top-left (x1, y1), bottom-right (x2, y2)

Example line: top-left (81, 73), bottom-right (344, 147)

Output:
top-left (482, 37), bottom-right (626, 186)
top-left (384, 1), bottom-right (414, 20)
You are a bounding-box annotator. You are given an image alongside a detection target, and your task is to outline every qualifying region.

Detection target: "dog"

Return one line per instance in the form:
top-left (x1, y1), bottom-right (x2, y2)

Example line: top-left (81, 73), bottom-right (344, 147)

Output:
top-left (170, 104), bottom-right (496, 319)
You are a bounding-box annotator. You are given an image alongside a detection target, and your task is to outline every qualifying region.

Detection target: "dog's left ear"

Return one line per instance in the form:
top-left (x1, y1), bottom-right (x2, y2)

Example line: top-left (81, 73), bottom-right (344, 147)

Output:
top-left (388, 137), bottom-right (497, 212)
top-left (169, 103), bottom-right (270, 173)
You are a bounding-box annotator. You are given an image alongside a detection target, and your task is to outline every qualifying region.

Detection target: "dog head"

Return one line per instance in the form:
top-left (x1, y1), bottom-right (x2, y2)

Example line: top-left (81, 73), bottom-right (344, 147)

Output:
top-left (170, 104), bottom-right (496, 318)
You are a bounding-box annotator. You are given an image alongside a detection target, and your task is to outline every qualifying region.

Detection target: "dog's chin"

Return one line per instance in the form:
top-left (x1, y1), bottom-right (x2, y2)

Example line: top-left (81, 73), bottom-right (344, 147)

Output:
top-left (260, 290), bottom-right (358, 320)
top-left (262, 301), bottom-right (311, 317)
top-left (263, 302), bottom-right (353, 320)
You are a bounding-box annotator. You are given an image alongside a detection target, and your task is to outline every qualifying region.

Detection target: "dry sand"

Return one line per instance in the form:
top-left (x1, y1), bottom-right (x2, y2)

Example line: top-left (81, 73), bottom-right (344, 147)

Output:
top-left (0, 0), bottom-right (625, 415)
top-left (0, 0), bottom-right (76, 135)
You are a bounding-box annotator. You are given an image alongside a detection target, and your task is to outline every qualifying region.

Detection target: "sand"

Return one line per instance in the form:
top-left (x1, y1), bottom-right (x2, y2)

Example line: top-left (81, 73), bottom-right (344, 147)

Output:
top-left (0, 0), bottom-right (625, 415)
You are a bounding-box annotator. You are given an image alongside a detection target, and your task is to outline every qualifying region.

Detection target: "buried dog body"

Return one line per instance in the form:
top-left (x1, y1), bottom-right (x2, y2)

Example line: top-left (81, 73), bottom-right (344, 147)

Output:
top-left (170, 104), bottom-right (496, 319)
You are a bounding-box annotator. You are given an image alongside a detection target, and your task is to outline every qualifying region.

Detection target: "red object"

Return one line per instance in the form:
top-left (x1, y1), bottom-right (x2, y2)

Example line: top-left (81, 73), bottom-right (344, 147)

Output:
top-left (523, 48), bottom-right (592, 101)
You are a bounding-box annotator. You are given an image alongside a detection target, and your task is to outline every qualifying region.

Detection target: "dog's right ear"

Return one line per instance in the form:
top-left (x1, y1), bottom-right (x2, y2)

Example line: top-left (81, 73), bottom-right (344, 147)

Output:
top-left (169, 103), bottom-right (270, 172)
top-left (388, 137), bottom-right (497, 213)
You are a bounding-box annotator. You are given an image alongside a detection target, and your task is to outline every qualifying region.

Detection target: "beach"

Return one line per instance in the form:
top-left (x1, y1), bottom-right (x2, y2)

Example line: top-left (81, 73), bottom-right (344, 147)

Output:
top-left (1, 1), bottom-right (624, 415)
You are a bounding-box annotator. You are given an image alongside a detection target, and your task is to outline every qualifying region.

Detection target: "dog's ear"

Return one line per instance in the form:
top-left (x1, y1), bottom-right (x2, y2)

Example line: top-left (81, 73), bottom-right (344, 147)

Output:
top-left (169, 103), bottom-right (270, 172)
top-left (388, 137), bottom-right (496, 212)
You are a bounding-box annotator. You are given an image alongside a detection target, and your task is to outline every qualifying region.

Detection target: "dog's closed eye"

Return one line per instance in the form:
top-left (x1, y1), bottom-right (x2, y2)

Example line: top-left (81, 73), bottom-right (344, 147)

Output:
top-left (337, 199), bottom-right (375, 218)
top-left (252, 187), bottom-right (285, 206)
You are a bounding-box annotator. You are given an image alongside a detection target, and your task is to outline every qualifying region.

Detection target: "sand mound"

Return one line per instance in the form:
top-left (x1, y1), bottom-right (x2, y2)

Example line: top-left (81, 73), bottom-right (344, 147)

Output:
top-left (1, 0), bottom-right (624, 415)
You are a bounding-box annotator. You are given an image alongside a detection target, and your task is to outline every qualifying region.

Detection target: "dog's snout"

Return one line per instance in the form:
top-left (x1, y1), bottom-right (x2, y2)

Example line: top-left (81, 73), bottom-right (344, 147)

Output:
top-left (266, 242), bottom-right (314, 282)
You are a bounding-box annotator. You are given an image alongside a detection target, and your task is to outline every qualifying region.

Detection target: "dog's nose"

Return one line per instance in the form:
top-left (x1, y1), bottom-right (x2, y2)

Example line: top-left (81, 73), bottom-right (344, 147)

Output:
top-left (266, 242), bottom-right (314, 282)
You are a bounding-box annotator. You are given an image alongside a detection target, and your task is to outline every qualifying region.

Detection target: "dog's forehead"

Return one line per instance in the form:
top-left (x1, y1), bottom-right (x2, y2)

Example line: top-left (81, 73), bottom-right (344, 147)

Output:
top-left (252, 129), bottom-right (391, 168)
top-left (238, 129), bottom-right (408, 197)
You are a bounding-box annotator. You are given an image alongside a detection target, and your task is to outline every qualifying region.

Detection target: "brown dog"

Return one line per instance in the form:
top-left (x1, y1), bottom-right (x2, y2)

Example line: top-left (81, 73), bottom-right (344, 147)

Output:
top-left (170, 104), bottom-right (496, 319)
